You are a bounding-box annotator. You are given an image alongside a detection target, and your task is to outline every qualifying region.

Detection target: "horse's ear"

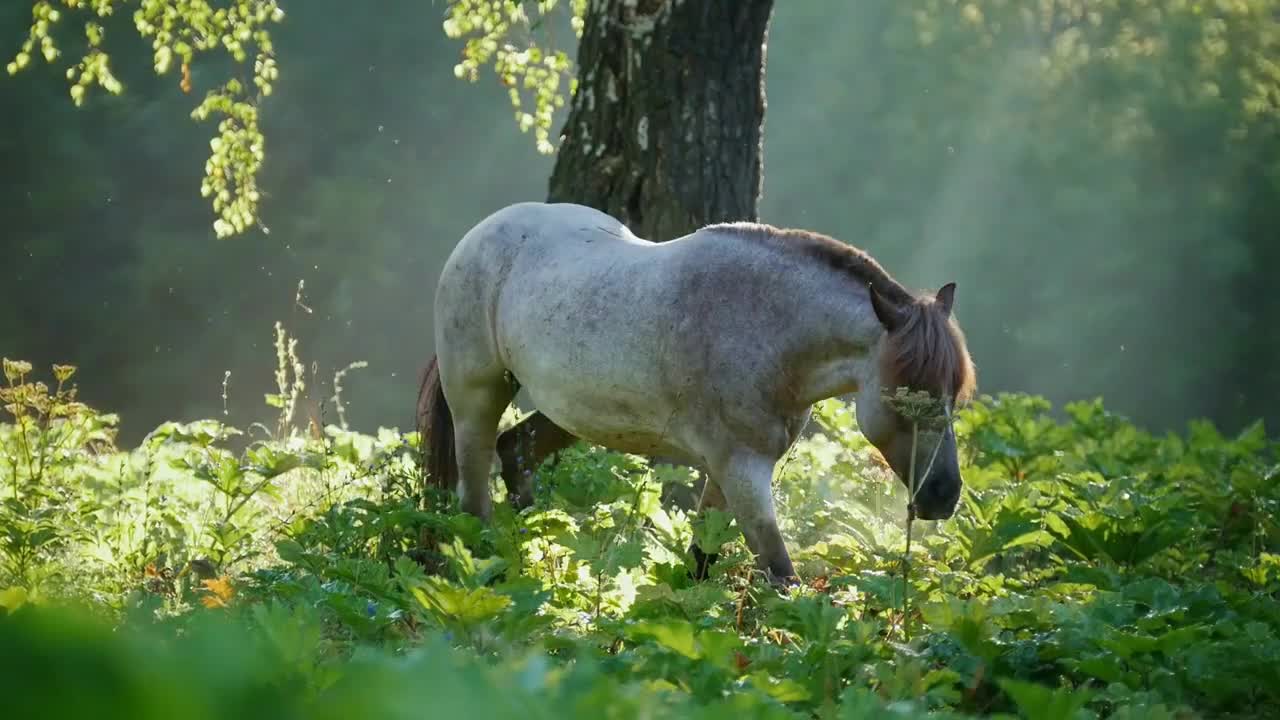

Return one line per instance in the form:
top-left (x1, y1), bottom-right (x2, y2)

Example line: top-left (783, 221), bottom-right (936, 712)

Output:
top-left (870, 284), bottom-right (905, 332)
top-left (935, 282), bottom-right (957, 316)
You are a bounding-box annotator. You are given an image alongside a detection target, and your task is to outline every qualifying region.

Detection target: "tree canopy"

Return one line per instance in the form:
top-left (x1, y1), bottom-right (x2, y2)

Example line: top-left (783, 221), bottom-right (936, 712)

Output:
top-left (7, 0), bottom-right (285, 237)
top-left (7, 0), bottom-right (588, 238)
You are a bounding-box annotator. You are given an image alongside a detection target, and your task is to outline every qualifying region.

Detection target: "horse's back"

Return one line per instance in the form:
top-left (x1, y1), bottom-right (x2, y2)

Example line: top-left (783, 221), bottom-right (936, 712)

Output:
top-left (455, 202), bottom-right (645, 259)
top-left (451, 202), bottom-right (625, 306)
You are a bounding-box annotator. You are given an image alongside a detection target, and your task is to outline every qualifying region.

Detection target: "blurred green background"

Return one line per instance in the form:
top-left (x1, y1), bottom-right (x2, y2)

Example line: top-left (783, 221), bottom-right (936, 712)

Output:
top-left (3, 0), bottom-right (1277, 443)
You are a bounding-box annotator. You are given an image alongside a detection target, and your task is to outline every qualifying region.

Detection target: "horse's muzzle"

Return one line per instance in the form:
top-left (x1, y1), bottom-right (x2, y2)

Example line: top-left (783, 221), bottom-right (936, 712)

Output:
top-left (910, 471), bottom-right (961, 521)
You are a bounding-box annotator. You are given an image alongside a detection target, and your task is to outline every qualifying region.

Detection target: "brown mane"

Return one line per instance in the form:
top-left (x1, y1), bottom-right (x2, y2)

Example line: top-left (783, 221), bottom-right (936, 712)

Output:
top-left (704, 221), bottom-right (977, 405)
top-left (882, 301), bottom-right (977, 406)
top-left (704, 222), bottom-right (918, 305)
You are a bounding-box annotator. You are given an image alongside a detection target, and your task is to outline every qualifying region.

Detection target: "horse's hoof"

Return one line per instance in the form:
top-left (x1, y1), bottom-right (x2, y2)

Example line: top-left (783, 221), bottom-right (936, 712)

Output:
top-left (767, 573), bottom-right (802, 592)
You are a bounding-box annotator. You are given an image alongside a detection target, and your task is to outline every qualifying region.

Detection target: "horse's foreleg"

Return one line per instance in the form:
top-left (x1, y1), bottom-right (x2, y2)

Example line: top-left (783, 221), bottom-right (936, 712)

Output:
top-left (716, 452), bottom-right (797, 585)
top-left (496, 411), bottom-right (576, 509)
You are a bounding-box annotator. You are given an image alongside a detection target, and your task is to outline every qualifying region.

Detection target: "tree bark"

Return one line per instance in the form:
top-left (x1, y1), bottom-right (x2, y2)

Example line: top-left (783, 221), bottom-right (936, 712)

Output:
top-left (496, 0), bottom-right (775, 506)
top-left (547, 0), bottom-right (775, 240)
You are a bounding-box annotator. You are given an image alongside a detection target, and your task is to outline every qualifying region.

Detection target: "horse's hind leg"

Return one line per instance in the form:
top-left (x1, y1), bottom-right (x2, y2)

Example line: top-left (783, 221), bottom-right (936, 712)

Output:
top-left (446, 377), bottom-right (516, 521)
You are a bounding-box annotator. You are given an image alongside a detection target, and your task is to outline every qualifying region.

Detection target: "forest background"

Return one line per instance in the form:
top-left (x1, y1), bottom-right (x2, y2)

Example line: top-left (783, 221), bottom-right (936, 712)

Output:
top-left (5, 0), bottom-right (1277, 446)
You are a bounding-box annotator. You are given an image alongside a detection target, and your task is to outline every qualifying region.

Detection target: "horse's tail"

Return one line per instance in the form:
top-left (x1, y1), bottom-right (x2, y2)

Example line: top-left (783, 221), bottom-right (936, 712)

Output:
top-left (417, 355), bottom-right (456, 494)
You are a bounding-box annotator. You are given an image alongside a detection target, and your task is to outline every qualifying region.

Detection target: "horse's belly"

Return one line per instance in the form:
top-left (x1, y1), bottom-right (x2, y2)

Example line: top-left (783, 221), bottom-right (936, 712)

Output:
top-left (521, 381), bottom-right (691, 459)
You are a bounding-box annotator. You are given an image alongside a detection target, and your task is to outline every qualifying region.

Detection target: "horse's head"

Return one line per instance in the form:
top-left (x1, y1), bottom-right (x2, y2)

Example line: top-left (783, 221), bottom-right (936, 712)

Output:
top-left (856, 282), bottom-right (976, 521)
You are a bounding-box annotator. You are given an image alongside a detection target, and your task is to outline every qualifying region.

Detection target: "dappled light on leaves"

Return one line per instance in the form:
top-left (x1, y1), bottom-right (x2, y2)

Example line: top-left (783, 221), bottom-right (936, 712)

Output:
top-left (198, 575), bottom-right (235, 608)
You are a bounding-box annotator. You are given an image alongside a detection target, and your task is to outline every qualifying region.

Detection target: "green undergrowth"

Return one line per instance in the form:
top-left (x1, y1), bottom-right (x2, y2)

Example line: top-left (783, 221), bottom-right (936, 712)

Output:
top-left (2, 355), bottom-right (1278, 719)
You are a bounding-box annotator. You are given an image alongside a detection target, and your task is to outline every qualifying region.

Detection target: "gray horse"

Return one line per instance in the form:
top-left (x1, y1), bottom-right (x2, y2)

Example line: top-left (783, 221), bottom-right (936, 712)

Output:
top-left (418, 202), bottom-right (976, 584)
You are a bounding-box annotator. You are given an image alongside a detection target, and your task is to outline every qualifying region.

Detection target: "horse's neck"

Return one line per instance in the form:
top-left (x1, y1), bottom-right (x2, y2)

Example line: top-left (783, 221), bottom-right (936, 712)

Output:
top-left (782, 300), bottom-right (882, 410)
top-left (717, 237), bottom-right (883, 411)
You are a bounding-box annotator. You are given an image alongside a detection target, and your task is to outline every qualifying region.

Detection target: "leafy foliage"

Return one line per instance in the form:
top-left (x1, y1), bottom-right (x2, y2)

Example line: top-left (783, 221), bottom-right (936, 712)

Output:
top-left (6, 0), bottom-right (583, 235)
top-left (443, 0), bottom-right (585, 154)
top-left (2, 354), bottom-right (1278, 718)
top-left (6, 0), bottom-right (284, 237)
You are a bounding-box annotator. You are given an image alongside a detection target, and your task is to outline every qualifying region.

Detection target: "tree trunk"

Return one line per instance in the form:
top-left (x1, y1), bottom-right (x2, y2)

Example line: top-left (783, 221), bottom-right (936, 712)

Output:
top-left (547, 0), bottom-right (775, 240)
top-left (495, 0), bottom-right (775, 508)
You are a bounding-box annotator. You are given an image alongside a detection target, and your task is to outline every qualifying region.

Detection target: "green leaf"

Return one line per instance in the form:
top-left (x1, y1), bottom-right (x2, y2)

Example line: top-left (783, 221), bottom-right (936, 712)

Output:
top-left (411, 577), bottom-right (512, 626)
top-left (998, 678), bottom-right (1095, 720)
top-left (747, 671), bottom-right (811, 703)
top-left (1044, 512), bottom-right (1072, 539)
top-left (243, 444), bottom-right (303, 479)
top-left (274, 539), bottom-right (306, 565)
top-left (692, 508), bottom-right (738, 553)
top-left (627, 618), bottom-right (701, 659)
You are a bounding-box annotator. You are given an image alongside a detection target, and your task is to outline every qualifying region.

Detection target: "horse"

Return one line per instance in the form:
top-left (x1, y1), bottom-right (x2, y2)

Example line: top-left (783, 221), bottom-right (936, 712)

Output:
top-left (417, 202), bottom-right (976, 584)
